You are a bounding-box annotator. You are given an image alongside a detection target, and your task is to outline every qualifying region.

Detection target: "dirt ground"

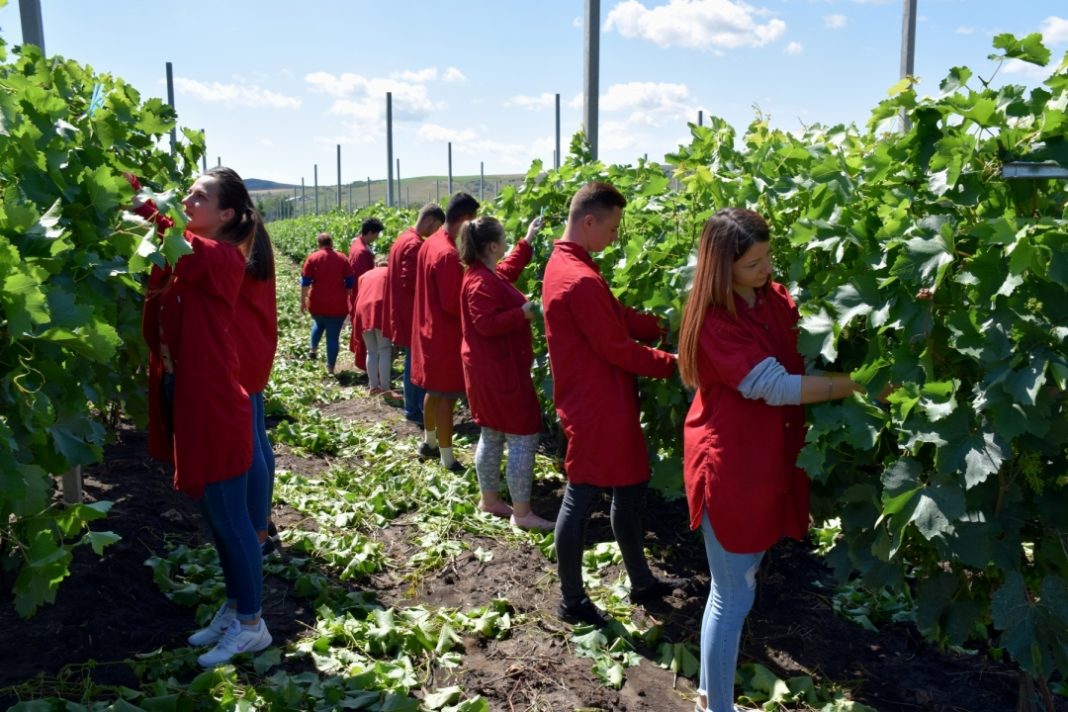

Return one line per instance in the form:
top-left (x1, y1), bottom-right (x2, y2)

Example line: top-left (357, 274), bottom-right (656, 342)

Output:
top-left (0, 372), bottom-right (1057, 712)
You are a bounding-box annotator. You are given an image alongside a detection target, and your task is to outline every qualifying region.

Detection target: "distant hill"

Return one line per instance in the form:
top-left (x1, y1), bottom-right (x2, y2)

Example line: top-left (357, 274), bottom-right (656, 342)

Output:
top-left (245, 178), bottom-right (299, 192)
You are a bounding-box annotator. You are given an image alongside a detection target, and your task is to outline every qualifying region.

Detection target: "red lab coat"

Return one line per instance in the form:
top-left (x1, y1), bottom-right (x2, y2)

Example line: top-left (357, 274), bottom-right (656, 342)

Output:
top-left (143, 234), bottom-right (252, 499)
top-left (460, 240), bottom-right (540, 435)
top-left (302, 247), bottom-right (353, 317)
top-left (542, 241), bottom-right (676, 486)
top-left (384, 227), bottom-right (422, 346)
top-left (683, 282), bottom-right (808, 554)
top-left (348, 266), bottom-right (388, 369)
top-left (232, 276), bottom-right (277, 394)
top-left (348, 237), bottom-right (374, 309)
top-left (410, 227), bottom-right (465, 393)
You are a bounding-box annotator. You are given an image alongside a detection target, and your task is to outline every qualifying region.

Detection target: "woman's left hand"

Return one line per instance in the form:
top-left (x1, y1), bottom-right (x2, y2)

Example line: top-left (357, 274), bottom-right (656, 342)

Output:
top-left (524, 216), bottom-right (544, 243)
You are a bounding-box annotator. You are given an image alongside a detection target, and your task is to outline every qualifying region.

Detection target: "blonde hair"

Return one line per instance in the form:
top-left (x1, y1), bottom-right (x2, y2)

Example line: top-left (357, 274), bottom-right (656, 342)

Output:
top-left (677, 209), bottom-right (770, 389)
top-left (457, 216), bottom-right (505, 266)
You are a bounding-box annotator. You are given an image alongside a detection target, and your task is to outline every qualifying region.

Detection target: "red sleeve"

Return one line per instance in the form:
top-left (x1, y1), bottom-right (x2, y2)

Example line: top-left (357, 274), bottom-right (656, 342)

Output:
top-left (494, 239), bottom-right (532, 284)
top-left (174, 234), bottom-right (235, 294)
top-left (436, 251), bottom-right (463, 318)
top-left (133, 200), bottom-right (176, 238)
top-left (464, 278), bottom-right (528, 338)
top-left (400, 240), bottom-right (419, 295)
top-left (570, 276), bottom-right (676, 378)
top-left (623, 306), bottom-right (666, 343)
top-left (301, 253), bottom-right (314, 280)
top-left (699, 314), bottom-right (771, 390)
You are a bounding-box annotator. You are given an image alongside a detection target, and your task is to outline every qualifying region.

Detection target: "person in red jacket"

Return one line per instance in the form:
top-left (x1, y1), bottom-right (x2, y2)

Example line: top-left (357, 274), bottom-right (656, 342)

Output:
top-left (349, 261), bottom-right (394, 394)
top-left (677, 208), bottom-right (874, 712)
top-left (133, 168), bottom-right (272, 668)
top-left (348, 217), bottom-right (384, 308)
top-left (458, 215), bottom-right (555, 531)
top-left (302, 233), bottom-right (354, 374)
top-left (543, 181), bottom-right (683, 628)
top-left (410, 192), bottom-right (479, 472)
top-left (384, 204), bottom-right (446, 426)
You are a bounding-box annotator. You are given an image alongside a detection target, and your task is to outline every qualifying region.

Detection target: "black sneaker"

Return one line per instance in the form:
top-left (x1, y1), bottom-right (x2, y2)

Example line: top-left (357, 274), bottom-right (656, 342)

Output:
top-left (558, 596), bottom-right (610, 628)
top-left (261, 536), bottom-right (277, 557)
top-left (443, 460), bottom-right (465, 473)
top-left (629, 576), bottom-right (688, 604)
top-left (417, 443), bottom-right (440, 460)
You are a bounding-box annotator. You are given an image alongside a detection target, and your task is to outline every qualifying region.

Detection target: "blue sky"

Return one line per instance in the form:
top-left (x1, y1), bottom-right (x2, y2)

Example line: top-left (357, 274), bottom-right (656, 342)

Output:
top-left (1, 1), bottom-right (1065, 185)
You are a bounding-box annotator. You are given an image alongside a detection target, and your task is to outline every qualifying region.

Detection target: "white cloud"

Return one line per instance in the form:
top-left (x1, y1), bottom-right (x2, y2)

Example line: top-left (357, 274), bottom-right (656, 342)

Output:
top-left (174, 77), bottom-right (301, 109)
top-left (1002, 59), bottom-right (1053, 80)
top-left (604, 0), bottom-right (786, 50)
top-left (598, 120), bottom-right (643, 152)
top-left (824, 14), bottom-right (846, 30)
top-left (568, 93), bottom-right (584, 110)
top-left (955, 26), bottom-right (974, 35)
top-left (443, 67), bottom-right (468, 83)
top-left (506, 92), bottom-right (557, 110)
top-left (573, 16), bottom-right (583, 28)
top-left (785, 41), bottom-right (803, 55)
top-left (601, 81), bottom-right (691, 115)
top-left (305, 72), bottom-right (442, 120)
top-left (417, 124), bottom-right (478, 143)
top-left (391, 67), bottom-right (438, 82)
top-left (1041, 16), bottom-right (1068, 45)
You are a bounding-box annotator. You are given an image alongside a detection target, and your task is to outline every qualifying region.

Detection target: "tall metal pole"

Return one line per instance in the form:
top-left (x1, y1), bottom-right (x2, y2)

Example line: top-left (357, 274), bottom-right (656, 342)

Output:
top-left (217, 156), bottom-right (221, 167)
top-left (19, 0), bottom-right (45, 53)
top-left (583, 0), bottom-right (600, 160)
top-left (480, 162), bottom-right (485, 202)
top-left (900, 0), bottom-right (917, 132)
top-left (336, 145), bottom-right (342, 211)
top-left (555, 93), bottom-right (562, 169)
top-left (314, 164), bottom-right (319, 215)
top-left (447, 142), bottom-right (453, 195)
top-left (386, 92), bottom-right (394, 207)
top-left (698, 110), bottom-right (703, 126)
top-left (165, 62), bottom-right (177, 156)
top-left (200, 128), bottom-right (207, 172)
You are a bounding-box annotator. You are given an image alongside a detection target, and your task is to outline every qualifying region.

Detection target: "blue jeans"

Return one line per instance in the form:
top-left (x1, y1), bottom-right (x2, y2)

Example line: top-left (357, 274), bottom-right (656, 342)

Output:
top-left (554, 481), bottom-right (657, 607)
top-left (248, 392), bottom-right (274, 532)
top-left (310, 315), bottom-right (346, 370)
top-left (699, 513), bottom-right (765, 712)
top-left (200, 472), bottom-right (263, 621)
top-left (402, 348), bottom-right (425, 423)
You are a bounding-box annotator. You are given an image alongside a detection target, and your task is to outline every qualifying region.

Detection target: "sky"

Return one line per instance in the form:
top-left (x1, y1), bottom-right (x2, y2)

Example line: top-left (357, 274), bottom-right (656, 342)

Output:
top-left (1, 1), bottom-right (1066, 185)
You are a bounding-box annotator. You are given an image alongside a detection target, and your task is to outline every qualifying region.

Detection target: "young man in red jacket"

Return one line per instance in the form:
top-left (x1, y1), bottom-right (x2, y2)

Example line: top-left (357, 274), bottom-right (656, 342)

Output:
top-left (410, 193), bottom-right (479, 471)
top-left (383, 204), bottom-right (446, 426)
top-left (543, 181), bottom-right (684, 627)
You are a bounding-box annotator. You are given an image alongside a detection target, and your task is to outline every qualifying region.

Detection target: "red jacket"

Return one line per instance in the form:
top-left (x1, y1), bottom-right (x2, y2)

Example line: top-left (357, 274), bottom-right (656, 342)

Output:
top-left (302, 247), bottom-right (353, 317)
top-left (348, 237), bottom-right (374, 308)
top-left (542, 241), bottom-right (676, 486)
top-left (348, 266), bottom-right (388, 369)
top-left (143, 234), bottom-right (252, 499)
top-left (233, 276), bottom-right (277, 394)
top-left (384, 227), bottom-right (422, 346)
top-left (460, 240), bottom-right (540, 435)
top-left (683, 282), bottom-right (808, 554)
top-left (410, 227), bottom-right (465, 393)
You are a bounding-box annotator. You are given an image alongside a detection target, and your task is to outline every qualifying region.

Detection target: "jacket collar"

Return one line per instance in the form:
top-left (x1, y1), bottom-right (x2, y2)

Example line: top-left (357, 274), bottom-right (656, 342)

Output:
top-left (553, 240), bottom-right (599, 273)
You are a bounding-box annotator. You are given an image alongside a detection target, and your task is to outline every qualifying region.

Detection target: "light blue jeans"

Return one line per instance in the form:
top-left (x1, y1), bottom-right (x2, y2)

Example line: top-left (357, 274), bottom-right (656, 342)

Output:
top-left (699, 513), bottom-right (765, 712)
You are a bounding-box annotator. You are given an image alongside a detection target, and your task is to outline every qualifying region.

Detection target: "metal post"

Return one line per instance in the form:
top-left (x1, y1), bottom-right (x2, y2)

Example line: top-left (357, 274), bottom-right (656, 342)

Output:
top-left (386, 92), bottom-right (394, 207)
top-left (448, 142), bottom-right (453, 195)
top-left (583, 0), bottom-right (600, 160)
top-left (200, 129), bottom-right (207, 172)
top-left (165, 62), bottom-right (177, 156)
top-left (217, 156), bottom-right (221, 167)
top-left (301, 178), bottom-right (306, 217)
top-left (698, 110), bottom-right (703, 126)
top-left (314, 164), bottom-right (319, 215)
top-left (19, 0), bottom-right (45, 53)
top-left (900, 0), bottom-right (917, 132)
top-left (336, 145), bottom-right (342, 211)
top-left (555, 93), bottom-right (561, 169)
top-left (397, 158), bottom-right (401, 205)
top-left (436, 179), bottom-right (440, 202)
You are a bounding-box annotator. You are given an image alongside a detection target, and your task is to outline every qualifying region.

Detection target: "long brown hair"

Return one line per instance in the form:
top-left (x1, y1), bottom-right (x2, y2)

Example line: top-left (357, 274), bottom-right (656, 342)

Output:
top-left (206, 166), bottom-right (275, 281)
top-left (677, 208), bottom-right (770, 388)
top-left (457, 216), bottom-right (504, 266)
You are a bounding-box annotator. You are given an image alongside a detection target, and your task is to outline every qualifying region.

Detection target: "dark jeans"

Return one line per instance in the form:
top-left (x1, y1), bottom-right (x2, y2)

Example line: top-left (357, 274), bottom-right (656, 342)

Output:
top-left (200, 472), bottom-right (263, 620)
top-left (248, 392), bottom-right (274, 532)
top-left (554, 480), bottom-right (657, 607)
top-left (402, 348), bottom-right (425, 423)
top-left (310, 314), bottom-right (346, 369)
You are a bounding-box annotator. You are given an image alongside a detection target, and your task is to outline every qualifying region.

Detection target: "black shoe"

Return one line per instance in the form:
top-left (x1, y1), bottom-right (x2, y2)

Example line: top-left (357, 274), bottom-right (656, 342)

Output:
top-left (558, 596), bottom-right (610, 627)
top-left (261, 536), bottom-right (277, 557)
top-left (417, 443), bottom-right (440, 460)
top-left (629, 576), bottom-right (688, 605)
top-left (267, 521), bottom-right (278, 538)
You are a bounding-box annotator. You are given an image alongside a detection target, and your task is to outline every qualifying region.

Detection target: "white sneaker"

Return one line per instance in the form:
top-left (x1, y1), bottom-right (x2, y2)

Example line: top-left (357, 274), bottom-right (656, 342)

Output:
top-left (197, 618), bottom-right (272, 668)
top-left (187, 602), bottom-right (236, 647)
